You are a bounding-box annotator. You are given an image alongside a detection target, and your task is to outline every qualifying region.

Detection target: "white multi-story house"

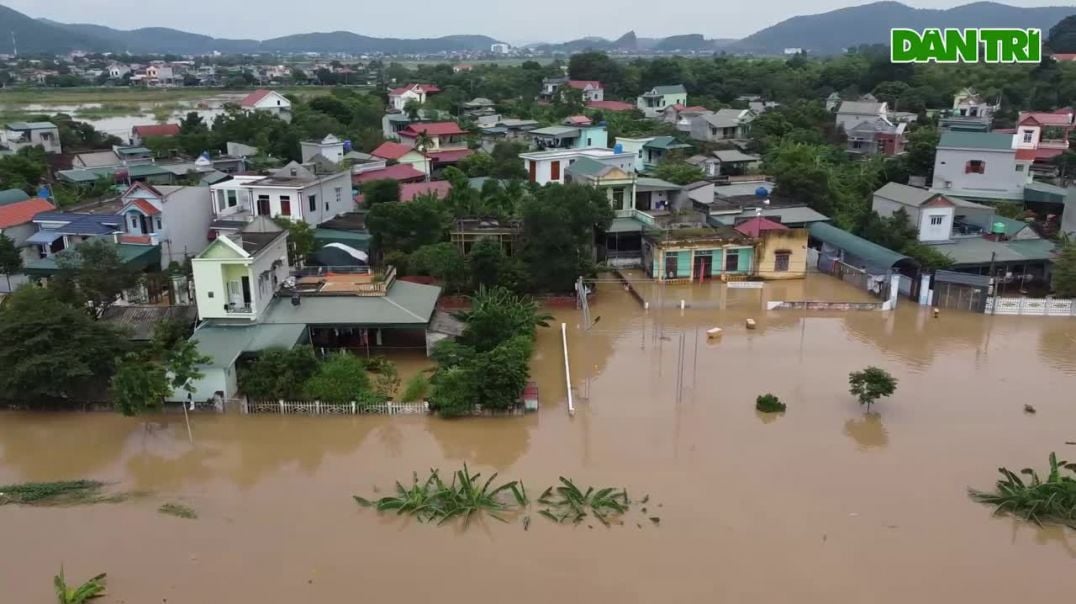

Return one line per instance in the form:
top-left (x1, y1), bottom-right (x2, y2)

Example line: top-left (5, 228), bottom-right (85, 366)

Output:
top-left (519, 147), bottom-right (637, 186)
top-left (191, 217), bottom-right (291, 322)
top-left (931, 131), bottom-right (1033, 201)
top-left (118, 183), bottom-right (214, 268)
top-left (3, 122), bottom-right (62, 154)
top-left (238, 89), bottom-right (292, 122)
top-left (636, 85), bottom-right (688, 119)
top-left (209, 163), bottom-right (353, 228)
top-left (300, 134), bottom-right (347, 165)
top-left (835, 99), bottom-right (888, 132)
top-left (689, 108), bottom-right (756, 142)
top-left (108, 64), bottom-right (131, 79)
top-left (388, 83), bottom-right (441, 111)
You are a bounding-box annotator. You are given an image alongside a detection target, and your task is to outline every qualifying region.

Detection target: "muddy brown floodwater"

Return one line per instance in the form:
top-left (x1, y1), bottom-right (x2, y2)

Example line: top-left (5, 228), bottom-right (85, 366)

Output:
top-left (3, 274), bottom-right (1076, 603)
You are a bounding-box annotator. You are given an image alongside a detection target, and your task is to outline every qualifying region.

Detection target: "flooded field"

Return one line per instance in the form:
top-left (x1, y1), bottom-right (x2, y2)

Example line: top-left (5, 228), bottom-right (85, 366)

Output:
top-left (3, 275), bottom-right (1076, 602)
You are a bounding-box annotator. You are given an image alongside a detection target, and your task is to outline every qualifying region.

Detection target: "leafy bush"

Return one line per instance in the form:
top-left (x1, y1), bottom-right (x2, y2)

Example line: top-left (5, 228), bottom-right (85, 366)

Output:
top-left (238, 347), bottom-right (319, 400)
top-left (970, 453), bottom-right (1076, 528)
top-left (303, 353), bottom-right (372, 402)
top-left (401, 374), bottom-right (430, 402)
top-left (848, 367), bottom-right (897, 411)
top-left (755, 393), bottom-right (787, 413)
top-left (458, 286), bottom-right (551, 353)
top-left (353, 465), bottom-right (526, 525)
top-left (0, 480), bottom-right (105, 505)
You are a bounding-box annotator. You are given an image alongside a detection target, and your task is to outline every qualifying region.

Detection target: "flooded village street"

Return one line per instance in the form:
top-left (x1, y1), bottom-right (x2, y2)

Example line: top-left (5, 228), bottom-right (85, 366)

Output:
top-left (3, 277), bottom-right (1076, 602)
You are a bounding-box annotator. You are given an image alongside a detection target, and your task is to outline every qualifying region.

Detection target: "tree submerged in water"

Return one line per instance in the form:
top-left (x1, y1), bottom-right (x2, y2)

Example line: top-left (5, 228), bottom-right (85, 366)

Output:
top-left (354, 465), bottom-right (526, 525)
top-left (848, 367), bottom-right (897, 411)
top-left (755, 393), bottom-right (786, 413)
top-left (970, 453), bottom-right (1076, 529)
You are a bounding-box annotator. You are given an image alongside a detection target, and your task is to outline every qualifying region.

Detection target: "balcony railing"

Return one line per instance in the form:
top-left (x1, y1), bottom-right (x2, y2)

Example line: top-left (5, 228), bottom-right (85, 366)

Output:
top-left (226, 304), bottom-right (253, 314)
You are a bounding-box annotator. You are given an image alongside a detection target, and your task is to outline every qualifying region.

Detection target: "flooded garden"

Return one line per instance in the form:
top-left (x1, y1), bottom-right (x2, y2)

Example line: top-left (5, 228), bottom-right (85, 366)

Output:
top-left (2, 276), bottom-right (1076, 602)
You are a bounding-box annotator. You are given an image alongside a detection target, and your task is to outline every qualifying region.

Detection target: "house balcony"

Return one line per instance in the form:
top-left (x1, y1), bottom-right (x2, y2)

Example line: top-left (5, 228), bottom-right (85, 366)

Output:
top-left (225, 303), bottom-right (254, 315)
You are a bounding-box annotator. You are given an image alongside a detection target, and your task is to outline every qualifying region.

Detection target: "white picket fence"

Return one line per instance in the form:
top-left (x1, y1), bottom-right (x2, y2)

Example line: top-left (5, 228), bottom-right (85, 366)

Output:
top-left (985, 297), bottom-right (1076, 317)
top-left (245, 400), bottom-right (430, 415)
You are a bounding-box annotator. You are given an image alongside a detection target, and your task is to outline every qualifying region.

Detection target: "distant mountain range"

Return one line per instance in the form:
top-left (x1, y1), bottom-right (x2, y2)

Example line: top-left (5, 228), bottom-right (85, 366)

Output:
top-left (729, 1), bottom-right (1076, 54)
top-left (0, 2), bottom-right (1073, 57)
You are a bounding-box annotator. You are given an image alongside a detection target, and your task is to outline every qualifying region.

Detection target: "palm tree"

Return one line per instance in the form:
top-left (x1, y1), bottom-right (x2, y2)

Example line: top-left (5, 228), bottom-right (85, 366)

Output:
top-left (54, 567), bottom-right (107, 603)
top-left (415, 131), bottom-right (434, 182)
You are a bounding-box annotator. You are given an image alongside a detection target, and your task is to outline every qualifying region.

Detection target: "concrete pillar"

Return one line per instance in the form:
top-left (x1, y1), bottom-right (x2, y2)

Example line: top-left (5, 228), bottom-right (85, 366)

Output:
top-left (918, 274), bottom-right (932, 306)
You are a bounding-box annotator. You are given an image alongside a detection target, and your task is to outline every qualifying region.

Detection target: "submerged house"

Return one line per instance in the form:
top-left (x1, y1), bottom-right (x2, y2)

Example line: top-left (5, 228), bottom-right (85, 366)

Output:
top-left (185, 219), bottom-right (444, 402)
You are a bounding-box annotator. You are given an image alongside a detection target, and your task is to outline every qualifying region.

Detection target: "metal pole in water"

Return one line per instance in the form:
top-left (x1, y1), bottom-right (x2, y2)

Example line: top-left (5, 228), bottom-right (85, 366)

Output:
top-left (562, 322), bottom-right (574, 416)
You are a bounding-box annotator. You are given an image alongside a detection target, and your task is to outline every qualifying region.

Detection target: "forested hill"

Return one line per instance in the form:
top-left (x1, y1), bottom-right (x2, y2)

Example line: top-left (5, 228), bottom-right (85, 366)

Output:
top-left (730, 2), bottom-right (1076, 55)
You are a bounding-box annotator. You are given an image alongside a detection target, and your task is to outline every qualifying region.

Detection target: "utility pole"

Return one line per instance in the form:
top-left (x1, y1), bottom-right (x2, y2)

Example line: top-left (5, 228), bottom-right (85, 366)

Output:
top-left (10, 31), bottom-right (16, 58)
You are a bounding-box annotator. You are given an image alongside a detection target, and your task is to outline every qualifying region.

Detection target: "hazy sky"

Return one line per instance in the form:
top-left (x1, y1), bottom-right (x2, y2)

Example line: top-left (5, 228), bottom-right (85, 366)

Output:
top-left (9, 0), bottom-right (1072, 44)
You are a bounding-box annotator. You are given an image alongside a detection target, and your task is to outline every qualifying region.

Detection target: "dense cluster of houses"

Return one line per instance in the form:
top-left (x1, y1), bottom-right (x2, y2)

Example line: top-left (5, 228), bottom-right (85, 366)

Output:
top-left (3, 70), bottom-right (1076, 403)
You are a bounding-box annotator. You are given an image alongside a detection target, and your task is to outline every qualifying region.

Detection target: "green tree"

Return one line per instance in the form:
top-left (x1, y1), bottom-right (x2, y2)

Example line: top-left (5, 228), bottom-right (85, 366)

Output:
top-left (366, 193), bottom-right (448, 255)
top-left (408, 242), bottom-right (468, 293)
top-left (362, 179), bottom-right (401, 205)
top-left (404, 99), bottom-right (423, 122)
top-left (467, 238), bottom-right (518, 291)
top-left (901, 125), bottom-right (940, 179)
top-left (55, 239), bottom-right (141, 316)
top-left (470, 335), bottom-right (533, 410)
top-left (457, 286), bottom-right (551, 353)
top-left (1052, 241), bottom-right (1076, 297)
top-left (273, 217), bottom-right (315, 265)
top-left (519, 183), bottom-right (614, 293)
top-left (303, 353), bottom-right (372, 402)
top-left (848, 367), bottom-right (898, 411)
top-left (0, 287), bottom-right (127, 403)
top-left (0, 147), bottom-right (47, 193)
top-left (0, 233), bottom-right (22, 291)
top-left (165, 339), bottom-right (210, 400)
top-left (653, 160), bottom-right (705, 185)
top-left (238, 347), bottom-right (319, 400)
top-left (111, 354), bottom-right (170, 416)
top-left (179, 111), bottom-right (208, 135)
top-left (429, 365), bottom-right (477, 417)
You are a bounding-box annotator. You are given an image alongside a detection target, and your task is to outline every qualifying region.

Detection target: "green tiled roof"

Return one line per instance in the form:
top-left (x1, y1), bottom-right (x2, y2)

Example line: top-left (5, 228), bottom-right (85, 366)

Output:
top-left (191, 323), bottom-right (307, 369)
top-left (809, 222), bottom-right (914, 271)
top-left (566, 156), bottom-right (610, 177)
top-left (644, 136), bottom-right (691, 151)
top-left (0, 188), bottom-right (30, 205)
top-left (262, 280), bottom-right (441, 327)
top-left (23, 243), bottom-right (161, 277)
top-left (927, 237), bottom-right (1056, 267)
top-left (127, 164), bottom-right (173, 178)
top-left (938, 131), bottom-right (1014, 151)
top-left (313, 228), bottom-right (372, 251)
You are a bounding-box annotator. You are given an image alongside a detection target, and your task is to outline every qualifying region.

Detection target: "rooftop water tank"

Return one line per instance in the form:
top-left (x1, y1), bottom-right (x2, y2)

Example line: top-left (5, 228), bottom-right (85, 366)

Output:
top-left (992, 222), bottom-right (1006, 235)
top-left (613, 143), bottom-right (623, 154)
top-left (755, 186), bottom-right (769, 198)
top-left (343, 139), bottom-right (352, 153)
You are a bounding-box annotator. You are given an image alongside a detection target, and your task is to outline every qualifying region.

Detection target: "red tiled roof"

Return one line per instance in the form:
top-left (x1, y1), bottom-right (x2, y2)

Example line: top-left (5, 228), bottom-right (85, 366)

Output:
top-left (1052, 53), bottom-right (1076, 61)
top-left (1034, 147), bottom-right (1065, 161)
top-left (130, 198), bottom-right (161, 216)
top-left (0, 197), bottom-right (55, 228)
top-left (389, 83), bottom-right (441, 96)
top-left (993, 128), bottom-right (1017, 134)
top-left (1015, 148), bottom-right (1037, 161)
top-left (371, 141), bottom-right (418, 160)
top-left (132, 123), bottom-right (181, 138)
top-left (587, 100), bottom-right (635, 112)
top-left (1019, 111), bottom-right (1072, 127)
top-left (427, 148), bottom-right (473, 164)
top-left (734, 216), bottom-right (790, 238)
top-left (399, 122), bottom-right (467, 138)
top-left (401, 181), bottom-right (452, 201)
top-left (565, 115), bottom-right (592, 126)
top-left (681, 106), bottom-right (709, 113)
top-left (239, 89), bottom-right (273, 107)
top-left (567, 80), bottom-right (602, 90)
top-left (353, 164), bottom-right (426, 184)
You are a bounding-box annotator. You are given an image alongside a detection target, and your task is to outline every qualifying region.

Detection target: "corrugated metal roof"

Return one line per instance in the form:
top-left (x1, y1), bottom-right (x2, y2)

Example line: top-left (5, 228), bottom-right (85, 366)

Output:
top-left (191, 322), bottom-right (307, 369)
top-left (0, 188), bottom-right (30, 205)
top-left (636, 177), bottom-right (682, 192)
top-left (643, 136), bottom-right (691, 150)
top-left (262, 281), bottom-right (441, 327)
top-left (926, 238), bottom-right (1056, 266)
top-left (1024, 181), bottom-right (1070, 204)
top-left (808, 222), bottom-right (914, 270)
top-left (934, 270), bottom-right (991, 288)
